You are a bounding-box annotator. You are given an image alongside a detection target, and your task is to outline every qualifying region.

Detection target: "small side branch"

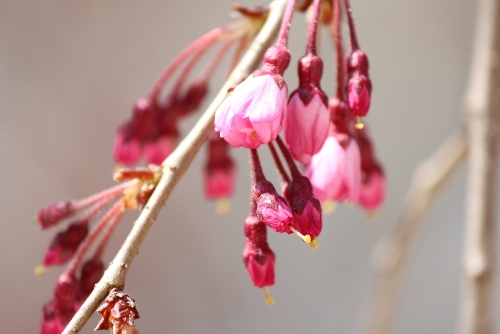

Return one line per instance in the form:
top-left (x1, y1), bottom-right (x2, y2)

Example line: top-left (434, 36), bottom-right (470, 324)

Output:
top-left (62, 1), bottom-right (288, 333)
top-left (461, 0), bottom-right (500, 332)
top-left (364, 130), bottom-right (467, 334)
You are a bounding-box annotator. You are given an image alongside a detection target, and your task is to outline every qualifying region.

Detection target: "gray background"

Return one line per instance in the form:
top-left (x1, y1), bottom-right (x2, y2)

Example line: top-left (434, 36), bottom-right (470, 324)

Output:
top-left (1, 0), bottom-right (496, 333)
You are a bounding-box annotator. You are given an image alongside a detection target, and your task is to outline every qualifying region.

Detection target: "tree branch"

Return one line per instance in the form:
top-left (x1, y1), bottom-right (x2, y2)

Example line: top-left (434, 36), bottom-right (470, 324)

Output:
top-left (460, 0), bottom-right (500, 332)
top-left (62, 1), bottom-right (288, 332)
top-left (364, 0), bottom-right (500, 332)
top-left (363, 130), bottom-right (467, 334)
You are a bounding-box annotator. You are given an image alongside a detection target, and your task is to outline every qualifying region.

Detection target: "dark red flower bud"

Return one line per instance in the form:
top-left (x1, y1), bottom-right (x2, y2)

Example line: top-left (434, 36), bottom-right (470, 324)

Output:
top-left (40, 272), bottom-right (78, 333)
top-left (40, 300), bottom-right (65, 334)
top-left (37, 201), bottom-right (76, 229)
top-left (284, 174), bottom-right (322, 245)
top-left (355, 127), bottom-right (385, 211)
top-left (181, 80), bottom-right (208, 116)
top-left (252, 179), bottom-right (294, 234)
top-left (346, 50), bottom-right (372, 119)
top-left (204, 135), bottom-right (236, 200)
top-left (242, 215), bottom-right (275, 288)
top-left (78, 257), bottom-right (105, 301)
top-left (43, 220), bottom-right (89, 267)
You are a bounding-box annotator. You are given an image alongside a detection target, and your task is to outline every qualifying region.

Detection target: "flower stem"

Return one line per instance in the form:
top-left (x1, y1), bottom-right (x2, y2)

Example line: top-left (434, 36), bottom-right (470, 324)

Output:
top-left (268, 141), bottom-right (291, 184)
top-left (276, 0), bottom-right (297, 47)
top-left (249, 148), bottom-right (266, 183)
top-left (331, 0), bottom-right (346, 100)
top-left (275, 135), bottom-right (302, 179)
top-left (66, 201), bottom-right (123, 276)
top-left (306, 0), bottom-right (322, 55)
top-left (343, 0), bottom-right (360, 50)
top-left (171, 37), bottom-right (221, 99)
top-left (199, 40), bottom-right (234, 83)
top-left (149, 27), bottom-right (224, 101)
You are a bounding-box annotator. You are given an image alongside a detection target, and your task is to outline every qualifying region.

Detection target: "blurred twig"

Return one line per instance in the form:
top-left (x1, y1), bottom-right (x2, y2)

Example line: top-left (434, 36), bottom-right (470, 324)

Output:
top-left (364, 130), bottom-right (467, 334)
top-left (461, 0), bottom-right (500, 332)
top-left (364, 0), bottom-right (500, 332)
top-left (62, 0), bottom-right (288, 332)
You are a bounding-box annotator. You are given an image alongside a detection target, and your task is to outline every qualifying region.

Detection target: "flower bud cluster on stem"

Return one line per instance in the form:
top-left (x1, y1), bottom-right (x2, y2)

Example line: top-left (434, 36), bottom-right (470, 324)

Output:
top-left (36, 0), bottom-right (387, 329)
top-left (37, 165), bottom-right (161, 333)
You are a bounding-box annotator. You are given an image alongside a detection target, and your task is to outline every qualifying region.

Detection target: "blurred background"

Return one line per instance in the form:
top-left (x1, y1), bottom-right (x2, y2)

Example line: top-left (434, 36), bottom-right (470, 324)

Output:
top-left (1, 0), bottom-right (496, 333)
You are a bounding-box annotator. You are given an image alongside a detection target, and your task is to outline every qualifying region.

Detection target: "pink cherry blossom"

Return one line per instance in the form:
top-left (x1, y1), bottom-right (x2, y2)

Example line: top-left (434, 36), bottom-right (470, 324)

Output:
top-left (245, 254), bottom-right (275, 288)
top-left (204, 167), bottom-right (235, 200)
top-left (113, 125), bottom-right (142, 165)
top-left (285, 93), bottom-right (330, 164)
top-left (306, 133), bottom-right (361, 204)
top-left (40, 301), bottom-right (66, 334)
top-left (43, 220), bottom-right (89, 267)
top-left (204, 134), bottom-right (236, 200)
top-left (282, 171), bottom-right (322, 240)
top-left (142, 136), bottom-right (175, 165)
top-left (347, 74), bottom-right (371, 117)
top-left (252, 178), bottom-right (294, 234)
top-left (214, 74), bottom-right (287, 149)
top-left (359, 169), bottom-right (386, 210)
top-left (243, 216), bottom-right (276, 288)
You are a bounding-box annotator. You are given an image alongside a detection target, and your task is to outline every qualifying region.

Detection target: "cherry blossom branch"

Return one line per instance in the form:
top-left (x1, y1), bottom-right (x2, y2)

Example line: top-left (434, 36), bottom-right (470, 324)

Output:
top-left (460, 0), bottom-right (500, 332)
top-left (62, 1), bottom-right (288, 332)
top-left (363, 130), bottom-right (467, 334)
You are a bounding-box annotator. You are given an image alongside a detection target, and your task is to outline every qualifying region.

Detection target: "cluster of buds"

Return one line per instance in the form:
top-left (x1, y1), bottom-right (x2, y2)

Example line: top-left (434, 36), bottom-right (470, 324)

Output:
top-left (212, 0), bottom-right (385, 299)
top-left (36, 0), bottom-right (387, 330)
top-left (37, 165), bottom-right (161, 333)
top-left (113, 6), bottom-right (268, 167)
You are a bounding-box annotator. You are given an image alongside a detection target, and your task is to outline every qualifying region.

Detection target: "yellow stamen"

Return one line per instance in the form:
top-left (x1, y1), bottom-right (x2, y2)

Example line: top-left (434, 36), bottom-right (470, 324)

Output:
top-left (34, 265), bottom-right (46, 276)
top-left (322, 200), bottom-right (335, 214)
top-left (310, 238), bottom-right (318, 250)
top-left (263, 286), bottom-right (274, 305)
top-left (289, 226), bottom-right (311, 244)
top-left (216, 199), bottom-right (231, 216)
top-left (251, 131), bottom-right (258, 140)
top-left (354, 115), bottom-right (364, 130)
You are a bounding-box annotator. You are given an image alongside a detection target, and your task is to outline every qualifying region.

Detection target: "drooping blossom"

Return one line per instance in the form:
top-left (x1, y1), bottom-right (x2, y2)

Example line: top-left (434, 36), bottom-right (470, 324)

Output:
top-left (114, 98), bottom-right (180, 166)
top-left (78, 257), bottom-right (105, 302)
top-left (253, 178), bottom-right (294, 234)
top-left (343, 0), bottom-right (372, 125)
top-left (306, 126), bottom-right (361, 204)
top-left (359, 169), bottom-right (385, 210)
top-left (346, 49), bottom-right (372, 119)
top-left (214, 46), bottom-right (290, 149)
top-left (285, 0), bottom-right (329, 164)
top-left (43, 220), bottom-right (89, 267)
top-left (284, 174), bottom-right (322, 243)
top-left (270, 138), bottom-right (322, 247)
top-left (355, 126), bottom-right (385, 210)
top-left (40, 273), bottom-right (78, 334)
top-left (285, 54), bottom-right (330, 164)
top-left (242, 215), bottom-right (275, 288)
top-left (37, 201), bottom-right (76, 230)
top-left (203, 134), bottom-right (236, 200)
top-left (38, 165), bottom-right (161, 333)
top-left (250, 148), bottom-right (294, 234)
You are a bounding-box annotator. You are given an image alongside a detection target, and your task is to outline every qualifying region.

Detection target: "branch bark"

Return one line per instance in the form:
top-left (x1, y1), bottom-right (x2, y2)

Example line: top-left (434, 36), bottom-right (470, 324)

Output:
top-left (364, 130), bottom-right (467, 334)
top-left (62, 1), bottom-right (288, 332)
top-left (460, 0), bottom-right (500, 332)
